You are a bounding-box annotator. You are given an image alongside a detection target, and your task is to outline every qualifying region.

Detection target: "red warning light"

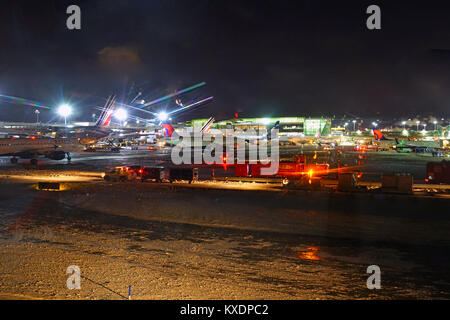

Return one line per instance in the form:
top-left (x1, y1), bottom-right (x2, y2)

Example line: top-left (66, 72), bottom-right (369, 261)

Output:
top-left (234, 113), bottom-right (239, 118)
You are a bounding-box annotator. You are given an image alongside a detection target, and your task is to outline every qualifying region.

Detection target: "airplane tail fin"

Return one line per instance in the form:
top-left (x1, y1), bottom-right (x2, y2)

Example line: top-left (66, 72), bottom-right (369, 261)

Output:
top-left (96, 95), bottom-right (116, 128)
top-left (161, 122), bottom-right (178, 138)
top-left (200, 117), bottom-right (215, 133)
top-left (267, 120), bottom-right (280, 140)
top-left (373, 129), bottom-right (388, 141)
top-left (272, 120), bottom-right (280, 131)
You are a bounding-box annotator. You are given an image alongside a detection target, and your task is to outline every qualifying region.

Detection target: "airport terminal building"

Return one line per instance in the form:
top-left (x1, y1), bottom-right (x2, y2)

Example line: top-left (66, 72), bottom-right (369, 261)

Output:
top-left (186, 117), bottom-right (332, 136)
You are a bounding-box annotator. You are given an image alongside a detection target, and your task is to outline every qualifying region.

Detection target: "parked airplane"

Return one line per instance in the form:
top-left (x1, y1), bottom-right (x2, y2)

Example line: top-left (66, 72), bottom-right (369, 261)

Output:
top-left (60, 95), bottom-right (117, 141)
top-left (373, 129), bottom-right (441, 150)
top-left (160, 117), bottom-right (219, 147)
top-left (0, 99), bottom-right (118, 165)
top-left (0, 136), bottom-right (85, 165)
top-left (232, 121), bottom-right (280, 144)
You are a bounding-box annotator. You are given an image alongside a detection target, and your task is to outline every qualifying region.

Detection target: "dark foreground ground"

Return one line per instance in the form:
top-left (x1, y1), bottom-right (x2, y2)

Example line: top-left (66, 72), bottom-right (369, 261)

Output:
top-left (0, 175), bottom-right (449, 299)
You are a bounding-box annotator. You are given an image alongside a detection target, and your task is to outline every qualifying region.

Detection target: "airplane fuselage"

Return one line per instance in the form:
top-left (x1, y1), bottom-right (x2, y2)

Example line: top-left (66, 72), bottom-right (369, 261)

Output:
top-left (0, 137), bottom-right (85, 159)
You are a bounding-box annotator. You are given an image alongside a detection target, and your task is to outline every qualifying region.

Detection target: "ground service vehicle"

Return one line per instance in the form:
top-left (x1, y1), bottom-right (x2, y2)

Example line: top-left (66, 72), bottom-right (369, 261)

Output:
top-left (103, 167), bottom-right (137, 182)
top-left (235, 155), bottom-right (329, 179)
top-left (127, 165), bottom-right (144, 177)
top-left (141, 167), bottom-right (164, 182)
top-left (426, 160), bottom-right (450, 184)
top-left (169, 168), bottom-right (198, 183)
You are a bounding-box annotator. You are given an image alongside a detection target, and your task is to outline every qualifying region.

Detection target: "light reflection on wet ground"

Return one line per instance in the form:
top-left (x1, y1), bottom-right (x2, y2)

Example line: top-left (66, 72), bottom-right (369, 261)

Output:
top-left (297, 247), bottom-right (322, 261)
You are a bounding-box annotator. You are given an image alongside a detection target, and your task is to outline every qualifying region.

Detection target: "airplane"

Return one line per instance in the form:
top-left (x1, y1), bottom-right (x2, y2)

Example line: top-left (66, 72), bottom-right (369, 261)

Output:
top-left (160, 117), bottom-right (219, 147)
top-left (58, 95), bottom-right (116, 141)
top-left (373, 129), bottom-right (441, 151)
top-left (0, 100), bottom-right (118, 165)
top-left (0, 95), bottom-right (117, 141)
top-left (0, 136), bottom-right (85, 165)
top-left (232, 121), bottom-right (280, 144)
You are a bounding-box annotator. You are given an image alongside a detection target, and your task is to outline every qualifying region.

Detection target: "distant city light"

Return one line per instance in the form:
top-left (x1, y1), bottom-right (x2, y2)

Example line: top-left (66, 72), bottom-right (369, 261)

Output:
top-left (114, 108), bottom-right (128, 121)
top-left (372, 122), bottom-right (377, 127)
top-left (158, 112), bottom-right (168, 121)
top-left (402, 129), bottom-right (408, 136)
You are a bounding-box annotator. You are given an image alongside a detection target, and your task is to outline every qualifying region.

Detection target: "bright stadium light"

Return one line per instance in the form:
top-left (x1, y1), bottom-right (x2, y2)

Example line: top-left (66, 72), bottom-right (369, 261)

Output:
top-left (114, 108), bottom-right (128, 121)
top-left (158, 111), bottom-right (168, 121)
top-left (58, 104), bottom-right (72, 124)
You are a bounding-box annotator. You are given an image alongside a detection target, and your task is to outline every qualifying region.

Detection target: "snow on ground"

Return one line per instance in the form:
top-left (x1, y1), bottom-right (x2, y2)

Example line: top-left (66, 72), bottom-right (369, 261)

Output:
top-left (1, 178), bottom-right (450, 299)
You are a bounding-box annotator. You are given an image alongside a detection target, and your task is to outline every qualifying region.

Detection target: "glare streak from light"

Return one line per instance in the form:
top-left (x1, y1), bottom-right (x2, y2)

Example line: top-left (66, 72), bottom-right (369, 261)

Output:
top-left (140, 82), bottom-right (206, 108)
top-left (168, 96), bottom-right (214, 115)
top-left (0, 94), bottom-right (52, 110)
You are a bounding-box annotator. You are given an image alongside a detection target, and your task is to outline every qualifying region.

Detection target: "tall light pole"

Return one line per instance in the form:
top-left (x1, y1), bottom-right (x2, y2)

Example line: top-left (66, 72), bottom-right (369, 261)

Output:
top-left (402, 121), bottom-right (406, 129)
top-left (35, 109), bottom-right (40, 124)
top-left (58, 104), bottom-right (72, 125)
top-left (416, 121), bottom-right (420, 131)
top-left (352, 120), bottom-right (356, 131)
top-left (433, 120), bottom-right (438, 131)
top-left (114, 108), bottom-right (128, 127)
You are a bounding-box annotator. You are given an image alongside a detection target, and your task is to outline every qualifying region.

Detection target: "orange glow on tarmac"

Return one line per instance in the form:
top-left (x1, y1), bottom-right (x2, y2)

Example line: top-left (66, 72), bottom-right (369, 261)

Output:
top-left (298, 247), bottom-right (322, 261)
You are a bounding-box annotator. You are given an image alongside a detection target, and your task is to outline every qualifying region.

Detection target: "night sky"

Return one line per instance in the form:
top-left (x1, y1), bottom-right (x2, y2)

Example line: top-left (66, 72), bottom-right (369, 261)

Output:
top-left (0, 0), bottom-right (449, 123)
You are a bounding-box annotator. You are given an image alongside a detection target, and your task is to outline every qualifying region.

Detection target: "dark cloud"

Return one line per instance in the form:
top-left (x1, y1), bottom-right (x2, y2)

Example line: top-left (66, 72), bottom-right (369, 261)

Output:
top-left (0, 0), bottom-right (449, 123)
top-left (98, 46), bottom-right (141, 69)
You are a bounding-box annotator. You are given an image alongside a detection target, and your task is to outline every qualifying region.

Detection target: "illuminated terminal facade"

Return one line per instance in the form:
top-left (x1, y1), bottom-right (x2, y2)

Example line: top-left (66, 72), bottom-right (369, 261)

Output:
top-left (186, 117), bottom-right (332, 136)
